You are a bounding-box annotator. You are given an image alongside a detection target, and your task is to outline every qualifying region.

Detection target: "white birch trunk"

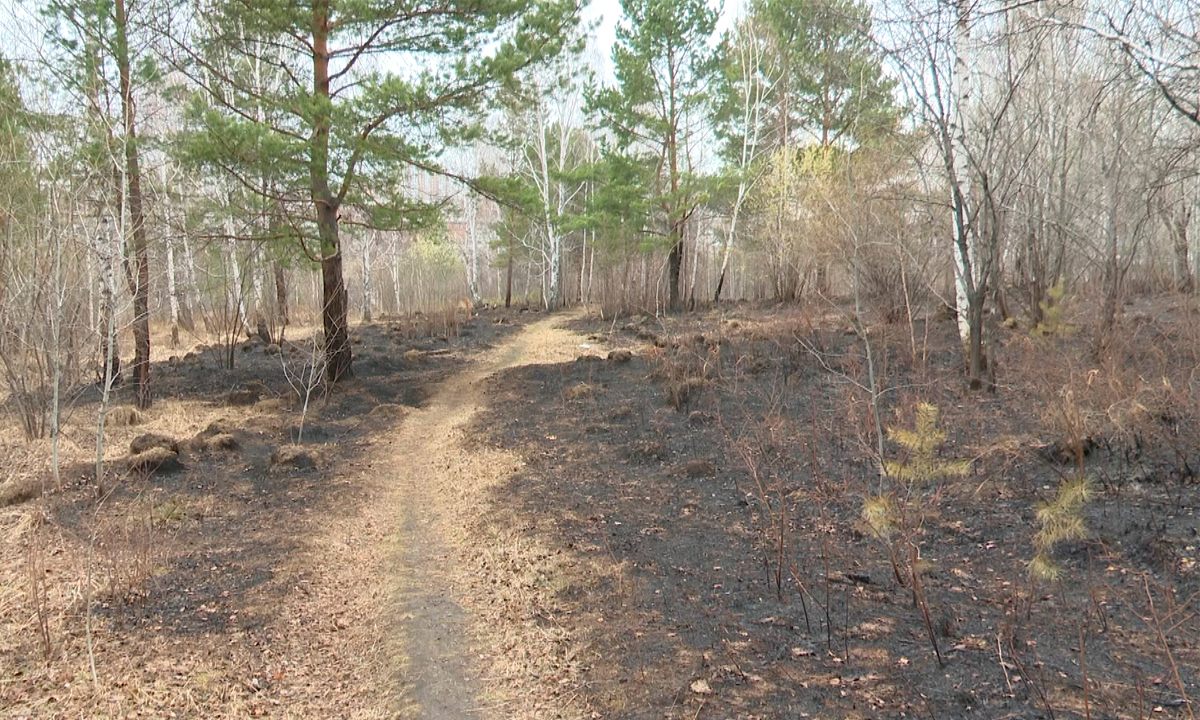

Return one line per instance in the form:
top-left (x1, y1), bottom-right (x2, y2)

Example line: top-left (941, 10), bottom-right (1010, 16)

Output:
top-left (688, 218), bottom-right (700, 306)
top-left (466, 193), bottom-right (481, 304)
top-left (166, 234), bottom-right (180, 346)
top-left (579, 230), bottom-right (587, 304)
top-left (181, 234), bottom-right (198, 328)
top-left (251, 245), bottom-right (265, 323)
top-left (161, 166), bottom-right (181, 346)
top-left (227, 231), bottom-right (249, 336)
top-left (951, 0), bottom-right (977, 345)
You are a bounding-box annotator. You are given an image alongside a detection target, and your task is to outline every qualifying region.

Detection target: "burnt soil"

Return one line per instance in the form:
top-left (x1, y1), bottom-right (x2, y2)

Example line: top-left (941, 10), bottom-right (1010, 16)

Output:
top-left (2, 299), bottom-right (1199, 719)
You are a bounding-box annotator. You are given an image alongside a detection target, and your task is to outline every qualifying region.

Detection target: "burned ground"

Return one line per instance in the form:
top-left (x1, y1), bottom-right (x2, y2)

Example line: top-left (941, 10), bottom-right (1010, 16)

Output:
top-left (2, 300), bottom-right (1198, 719)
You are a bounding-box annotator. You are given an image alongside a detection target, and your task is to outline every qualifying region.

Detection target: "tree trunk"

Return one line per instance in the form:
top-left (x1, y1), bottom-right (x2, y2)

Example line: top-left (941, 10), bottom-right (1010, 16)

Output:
top-left (362, 233), bottom-right (373, 322)
top-left (273, 260), bottom-right (289, 341)
top-left (180, 235), bottom-right (197, 332)
top-left (166, 234), bottom-right (180, 348)
top-left (1097, 139), bottom-right (1122, 350)
top-left (715, 186), bottom-right (745, 304)
top-left (161, 166), bottom-right (181, 348)
top-left (467, 194), bottom-right (481, 304)
top-left (252, 246), bottom-right (265, 329)
top-left (319, 206), bottom-right (352, 381)
top-left (97, 218), bottom-right (121, 385)
top-left (668, 234), bottom-right (683, 311)
top-left (312, 1), bottom-right (352, 381)
top-left (228, 236), bottom-right (249, 336)
top-left (116, 0), bottom-right (150, 409)
top-left (967, 291), bottom-right (986, 391)
top-left (505, 232), bottom-right (514, 308)
top-left (391, 238), bottom-right (403, 314)
top-left (951, 0), bottom-right (975, 349)
top-left (1171, 208), bottom-right (1193, 292)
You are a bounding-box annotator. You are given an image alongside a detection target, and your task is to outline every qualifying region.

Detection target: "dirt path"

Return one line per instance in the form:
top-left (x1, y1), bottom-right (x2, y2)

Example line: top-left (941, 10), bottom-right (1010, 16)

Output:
top-left (376, 310), bottom-right (594, 719)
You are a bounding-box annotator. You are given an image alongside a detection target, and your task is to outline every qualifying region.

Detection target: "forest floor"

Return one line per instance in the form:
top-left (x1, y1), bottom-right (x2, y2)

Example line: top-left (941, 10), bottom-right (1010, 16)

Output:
top-left (1, 298), bottom-right (1199, 719)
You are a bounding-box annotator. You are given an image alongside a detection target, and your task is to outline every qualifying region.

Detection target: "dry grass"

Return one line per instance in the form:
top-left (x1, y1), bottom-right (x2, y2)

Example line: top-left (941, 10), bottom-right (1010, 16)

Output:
top-left (0, 391), bottom-right (394, 717)
top-left (564, 382), bottom-right (597, 402)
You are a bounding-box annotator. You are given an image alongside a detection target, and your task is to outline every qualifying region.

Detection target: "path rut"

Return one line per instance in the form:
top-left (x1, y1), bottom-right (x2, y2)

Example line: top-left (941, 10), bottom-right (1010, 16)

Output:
top-left (381, 311), bottom-right (592, 719)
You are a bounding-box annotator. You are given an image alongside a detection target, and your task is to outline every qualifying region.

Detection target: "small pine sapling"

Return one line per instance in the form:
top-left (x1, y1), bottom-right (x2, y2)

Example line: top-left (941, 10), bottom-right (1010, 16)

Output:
top-left (862, 402), bottom-right (969, 666)
top-left (882, 403), bottom-right (972, 484)
top-left (1029, 474), bottom-right (1093, 581)
top-left (1032, 279), bottom-right (1076, 338)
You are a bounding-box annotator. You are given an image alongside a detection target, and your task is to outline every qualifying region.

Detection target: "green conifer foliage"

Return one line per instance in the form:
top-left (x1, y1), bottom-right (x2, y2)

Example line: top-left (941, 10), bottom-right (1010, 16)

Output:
top-left (1032, 278), bottom-right (1076, 338)
top-left (175, 0), bottom-right (581, 380)
top-left (862, 403), bottom-right (969, 578)
top-left (882, 403), bottom-right (972, 484)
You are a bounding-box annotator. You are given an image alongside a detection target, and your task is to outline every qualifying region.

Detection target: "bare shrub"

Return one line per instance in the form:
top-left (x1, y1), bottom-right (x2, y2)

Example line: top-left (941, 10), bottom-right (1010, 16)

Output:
top-left (857, 242), bottom-right (930, 325)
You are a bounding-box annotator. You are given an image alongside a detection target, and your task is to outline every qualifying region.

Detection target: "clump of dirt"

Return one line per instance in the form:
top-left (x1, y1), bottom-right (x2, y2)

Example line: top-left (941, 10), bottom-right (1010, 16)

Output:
top-left (127, 445), bottom-right (183, 474)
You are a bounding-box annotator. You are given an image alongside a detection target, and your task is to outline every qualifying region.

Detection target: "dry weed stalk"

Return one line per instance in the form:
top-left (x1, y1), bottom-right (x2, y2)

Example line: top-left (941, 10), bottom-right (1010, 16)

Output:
top-left (1133, 575), bottom-right (1199, 720)
top-left (723, 379), bottom-right (817, 637)
top-left (26, 515), bottom-right (52, 659)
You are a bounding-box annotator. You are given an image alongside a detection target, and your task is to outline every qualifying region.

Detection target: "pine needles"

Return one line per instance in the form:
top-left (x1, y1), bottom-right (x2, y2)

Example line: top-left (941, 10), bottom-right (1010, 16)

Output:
top-left (1030, 474), bottom-right (1094, 581)
top-left (862, 402), bottom-right (969, 667)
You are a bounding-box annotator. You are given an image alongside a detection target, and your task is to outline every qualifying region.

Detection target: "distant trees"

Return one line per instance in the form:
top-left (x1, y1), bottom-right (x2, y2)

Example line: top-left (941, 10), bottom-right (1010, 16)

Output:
top-left (710, 14), bottom-right (771, 303)
top-left (706, 0), bottom-right (900, 303)
top-left (498, 58), bottom-right (592, 310)
top-left (45, 0), bottom-right (155, 407)
top-left (4, 0), bottom-right (1200, 403)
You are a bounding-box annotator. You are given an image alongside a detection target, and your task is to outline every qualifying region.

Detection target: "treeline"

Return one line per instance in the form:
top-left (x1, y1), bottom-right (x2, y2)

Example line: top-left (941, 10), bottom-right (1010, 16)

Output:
top-left (2, 0), bottom-right (1200, 426)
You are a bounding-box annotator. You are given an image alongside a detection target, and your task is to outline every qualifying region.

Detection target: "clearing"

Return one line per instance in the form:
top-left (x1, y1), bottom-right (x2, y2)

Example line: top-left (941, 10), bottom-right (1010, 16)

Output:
top-left (2, 301), bottom-right (1199, 719)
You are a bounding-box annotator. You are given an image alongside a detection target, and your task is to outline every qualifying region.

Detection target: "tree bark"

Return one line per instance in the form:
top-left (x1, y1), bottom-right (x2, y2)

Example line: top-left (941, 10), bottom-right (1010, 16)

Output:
top-left (273, 260), bottom-right (289, 340)
top-left (1097, 131), bottom-right (1122, 350)
top-left (505, 232), bottom-right (514, 308)
top-left (951, 0), bottom-right (976, 349)
top-left (97, 218), bottom-right (121, 385)
top-left (668, 235), bottom-right (683, 311)
top-left (312, 1), bottom-right (352, 381)
top-left (115, 0), bottom-right (151, 409)
top-left (1170, 205), bottom-right (1193, 292)
top-left (166, 234), bottom-right (180, 348)
top-left (180, 234), bottom-right (197, 332)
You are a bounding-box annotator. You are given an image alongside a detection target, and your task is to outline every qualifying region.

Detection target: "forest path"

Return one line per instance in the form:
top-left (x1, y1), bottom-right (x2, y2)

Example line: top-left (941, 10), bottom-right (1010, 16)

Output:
top-left (378, 309), bottom-right (593, 719)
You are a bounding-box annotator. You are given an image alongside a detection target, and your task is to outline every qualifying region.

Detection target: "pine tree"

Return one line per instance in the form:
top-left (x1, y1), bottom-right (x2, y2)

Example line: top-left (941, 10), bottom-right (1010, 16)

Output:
top-left (1030, 474), bottom-right (1093, 581)
top-left (174, 0), bottom-right (580, 381)
top-left (588, 0), bottom-right (717, 311)
top-left (746, 0), bottom-right (900, 150)
top-left (45, 0), bottom-right (156, 407)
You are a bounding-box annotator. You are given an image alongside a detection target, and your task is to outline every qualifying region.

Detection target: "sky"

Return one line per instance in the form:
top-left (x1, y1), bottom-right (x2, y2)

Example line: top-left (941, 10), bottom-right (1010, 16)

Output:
top-left (582, 0), bottom-right (743, 83)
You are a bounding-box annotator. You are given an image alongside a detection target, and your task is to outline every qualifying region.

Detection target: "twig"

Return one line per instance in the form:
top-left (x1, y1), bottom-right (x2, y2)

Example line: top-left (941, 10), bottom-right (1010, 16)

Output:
top-left (1141, 574), bottom-right (1197, 720)
top-left (1080, 623), bottom-right (1091, 720)
top-left (997, 633), bottom-right (1013, 695)
top-left (86, 486), bottom-right (116, 689)
top-left (910, 544), bottom-right (943, 667)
